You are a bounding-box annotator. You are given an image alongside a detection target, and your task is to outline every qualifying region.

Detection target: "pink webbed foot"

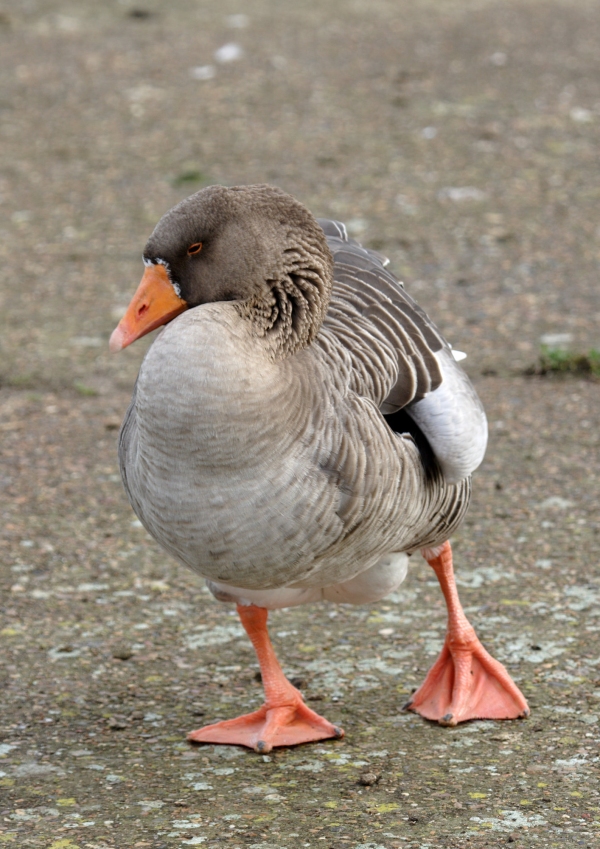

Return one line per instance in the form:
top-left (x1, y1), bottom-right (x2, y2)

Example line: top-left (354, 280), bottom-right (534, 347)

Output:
top-left (405, 627), bottom-right (530, 725)
top-left (187, 604), bottom-right (343, 752)
top-left (188, 698), bottom-right (343, 753)
top-left (406, 542), bottom-right (529, 726)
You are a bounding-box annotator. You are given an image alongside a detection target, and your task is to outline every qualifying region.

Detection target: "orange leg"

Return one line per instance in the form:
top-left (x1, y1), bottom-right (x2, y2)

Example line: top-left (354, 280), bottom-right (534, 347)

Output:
top-left (187, 604), bottom-right (343, 752)
top-left (405, 541), bottom-right (530, 726)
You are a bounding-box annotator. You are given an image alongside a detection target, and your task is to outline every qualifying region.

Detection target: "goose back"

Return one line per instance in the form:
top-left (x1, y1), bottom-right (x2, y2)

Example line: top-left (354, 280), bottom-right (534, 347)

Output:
top-left (317, 219), bottom-right (487, 482)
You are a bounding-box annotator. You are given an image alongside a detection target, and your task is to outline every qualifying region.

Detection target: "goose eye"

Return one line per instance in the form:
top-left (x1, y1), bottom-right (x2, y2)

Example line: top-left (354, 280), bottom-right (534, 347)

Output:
top-left (187, 242), bottom-right (203, 256)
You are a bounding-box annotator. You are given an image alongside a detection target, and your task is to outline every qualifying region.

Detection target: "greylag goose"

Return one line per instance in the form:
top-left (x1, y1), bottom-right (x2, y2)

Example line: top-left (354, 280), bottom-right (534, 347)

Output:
top-left (110, 184), bottom-right (529, 752)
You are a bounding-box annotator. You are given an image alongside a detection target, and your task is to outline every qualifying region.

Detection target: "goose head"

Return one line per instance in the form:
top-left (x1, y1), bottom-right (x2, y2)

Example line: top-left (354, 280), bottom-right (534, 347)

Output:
top-left (109, 184), bottom-right (333, 358)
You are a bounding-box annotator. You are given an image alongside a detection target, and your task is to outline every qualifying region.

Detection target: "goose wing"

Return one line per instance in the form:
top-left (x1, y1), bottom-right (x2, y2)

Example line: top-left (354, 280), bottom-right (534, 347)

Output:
top-left (317, 219), bottom-right (488, 483)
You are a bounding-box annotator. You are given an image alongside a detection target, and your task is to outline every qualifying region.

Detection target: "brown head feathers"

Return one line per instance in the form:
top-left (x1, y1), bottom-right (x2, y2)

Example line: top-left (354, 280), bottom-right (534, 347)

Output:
top-left (143, 184), bottom-right (334, 358)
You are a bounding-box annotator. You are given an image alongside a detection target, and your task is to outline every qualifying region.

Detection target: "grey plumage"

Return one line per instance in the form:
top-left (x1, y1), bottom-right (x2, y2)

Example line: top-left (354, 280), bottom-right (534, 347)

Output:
top-left (118, 186), bottom-right (486, 609)
top-left (318, 221), bottom-right (487, 482)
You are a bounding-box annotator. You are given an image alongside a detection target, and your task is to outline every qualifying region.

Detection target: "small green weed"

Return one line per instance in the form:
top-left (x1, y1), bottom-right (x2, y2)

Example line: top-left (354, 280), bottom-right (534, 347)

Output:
top-left (74, 382), bottom-right (98, 396)
top-left (526, 345), bottom-right (600, 377)
top-left (6, 371), bottom-right (36, 388)
top-left (172, 169), bottom-right (209, 187)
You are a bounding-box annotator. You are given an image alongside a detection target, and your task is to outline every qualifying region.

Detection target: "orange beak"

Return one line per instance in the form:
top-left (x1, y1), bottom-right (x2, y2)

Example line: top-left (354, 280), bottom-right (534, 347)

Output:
top-left (109, 263), bottom-right (188, 352)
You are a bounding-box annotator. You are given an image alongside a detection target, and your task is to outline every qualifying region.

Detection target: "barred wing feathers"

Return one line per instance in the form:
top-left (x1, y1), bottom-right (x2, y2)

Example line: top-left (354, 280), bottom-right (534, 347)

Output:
top-left (318, 219), bottom-right (487, 483)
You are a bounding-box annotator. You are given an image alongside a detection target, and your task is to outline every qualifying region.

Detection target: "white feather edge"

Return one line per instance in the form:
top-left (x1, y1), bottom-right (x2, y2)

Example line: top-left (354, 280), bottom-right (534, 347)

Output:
top-left (206, 552), bottom-right (409, 609)
top-left (143, 255), bottom-right (182, 298)
top-left (407, 347), bottom-right (488, 483)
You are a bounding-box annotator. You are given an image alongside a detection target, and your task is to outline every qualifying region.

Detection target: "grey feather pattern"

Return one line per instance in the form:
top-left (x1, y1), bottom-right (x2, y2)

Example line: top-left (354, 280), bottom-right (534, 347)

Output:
top-left (318, 219), bottom-right (487, 481)
top-left (117, 205), bottom-right (485, 607)
top-left (318, 222), bottom-right (445, 412)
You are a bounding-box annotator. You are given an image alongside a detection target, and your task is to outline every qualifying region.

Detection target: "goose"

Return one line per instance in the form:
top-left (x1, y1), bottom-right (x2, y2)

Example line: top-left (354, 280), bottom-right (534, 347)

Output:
top-left (110, 184), bottom-right (529, 752)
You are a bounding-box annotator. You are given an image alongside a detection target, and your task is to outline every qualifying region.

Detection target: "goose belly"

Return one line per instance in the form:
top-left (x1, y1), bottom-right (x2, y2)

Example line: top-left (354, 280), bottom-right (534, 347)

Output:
top-left (122, 307), bottom-right (351, 588)
top-left (125, 438), bottom-right (357, 589)
top-left (121, 305), bottom-right (470, 592)
top-left (124, 416), bottom-right (466, 592)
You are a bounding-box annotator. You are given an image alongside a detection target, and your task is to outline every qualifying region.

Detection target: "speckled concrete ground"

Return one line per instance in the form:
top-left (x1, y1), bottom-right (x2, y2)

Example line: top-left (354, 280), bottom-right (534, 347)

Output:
top-left (1, 1), bottom-right (599, 847)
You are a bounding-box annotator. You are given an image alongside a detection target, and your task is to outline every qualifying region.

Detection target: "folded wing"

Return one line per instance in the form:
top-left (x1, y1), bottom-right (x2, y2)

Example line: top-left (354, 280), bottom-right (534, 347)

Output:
top-left (317, 219), bottom-right (488, 483)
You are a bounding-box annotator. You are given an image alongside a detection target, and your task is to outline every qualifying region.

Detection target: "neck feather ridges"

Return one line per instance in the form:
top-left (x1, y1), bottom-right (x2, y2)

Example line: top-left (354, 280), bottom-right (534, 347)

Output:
top-left (239, 243), bottom-right (332, 359)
